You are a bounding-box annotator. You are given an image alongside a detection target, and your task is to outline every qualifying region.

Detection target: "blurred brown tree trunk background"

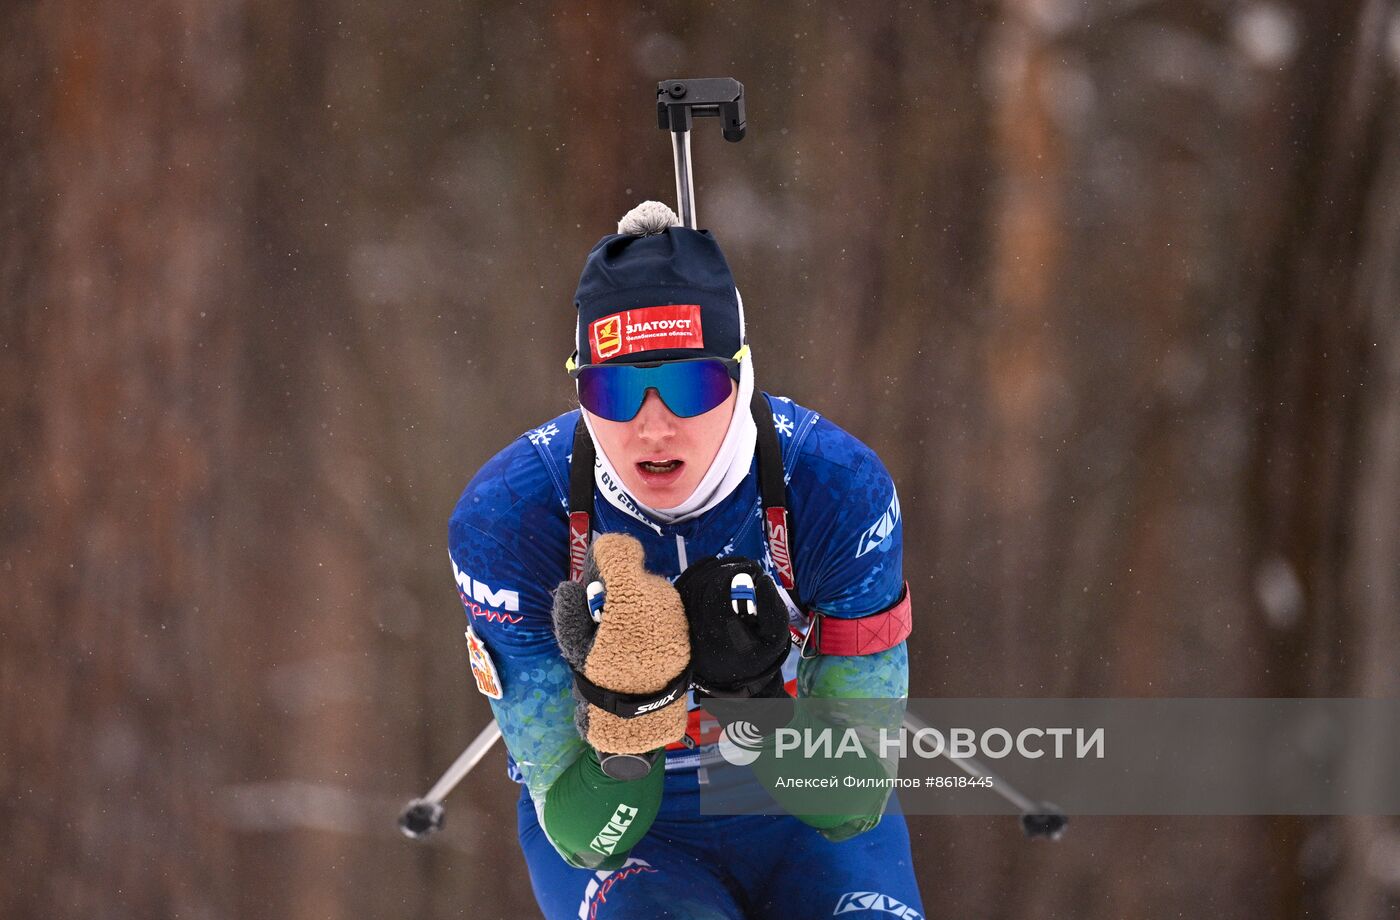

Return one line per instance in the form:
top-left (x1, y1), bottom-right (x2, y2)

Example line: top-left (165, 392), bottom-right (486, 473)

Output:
top-left (3, 1), bottom-right (1398, 918)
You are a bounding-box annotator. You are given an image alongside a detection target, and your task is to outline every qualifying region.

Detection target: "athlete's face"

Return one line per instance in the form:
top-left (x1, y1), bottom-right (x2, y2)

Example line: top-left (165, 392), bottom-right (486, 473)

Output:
top-left (585, 382), bottom-right (737, 508)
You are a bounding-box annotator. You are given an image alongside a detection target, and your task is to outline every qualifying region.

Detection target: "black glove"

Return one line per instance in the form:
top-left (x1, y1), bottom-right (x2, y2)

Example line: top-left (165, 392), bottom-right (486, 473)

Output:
top-left (674, 556), bottom-right (790, 699)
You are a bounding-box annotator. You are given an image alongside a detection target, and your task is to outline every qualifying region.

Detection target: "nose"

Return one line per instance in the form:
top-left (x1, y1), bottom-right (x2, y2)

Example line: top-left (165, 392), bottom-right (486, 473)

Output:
top-left (633, 389), bottom-right (678, 442)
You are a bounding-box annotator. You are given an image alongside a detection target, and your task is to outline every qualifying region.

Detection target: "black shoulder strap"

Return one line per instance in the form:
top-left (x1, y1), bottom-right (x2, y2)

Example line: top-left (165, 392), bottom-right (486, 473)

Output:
top-left (752, 390), bottom-right (786, 513)
top-left (567, 415), bottom-right (595, 582)
top-left (751, 391), bottom-right (799, 597)
top-left (569, 415), bottom-right (595, 519)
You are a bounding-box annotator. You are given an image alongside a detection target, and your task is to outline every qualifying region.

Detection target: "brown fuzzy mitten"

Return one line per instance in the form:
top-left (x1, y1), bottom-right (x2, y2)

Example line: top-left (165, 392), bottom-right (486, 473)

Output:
top-left (551, 533), bottom-right (691, 757)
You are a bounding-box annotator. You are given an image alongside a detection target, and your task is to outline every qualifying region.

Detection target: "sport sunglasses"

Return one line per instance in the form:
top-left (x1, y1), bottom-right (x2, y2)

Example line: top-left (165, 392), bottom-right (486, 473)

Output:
top-left (566, 347), bottom-right (747, 422)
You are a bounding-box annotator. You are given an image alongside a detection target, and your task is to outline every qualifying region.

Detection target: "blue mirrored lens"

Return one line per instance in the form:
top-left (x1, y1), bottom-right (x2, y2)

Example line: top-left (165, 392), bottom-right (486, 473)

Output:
top-left (577, 360), bottom-right (734, 422)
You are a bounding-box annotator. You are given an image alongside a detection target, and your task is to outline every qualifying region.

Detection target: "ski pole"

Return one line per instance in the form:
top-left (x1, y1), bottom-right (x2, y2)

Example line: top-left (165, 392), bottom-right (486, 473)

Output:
top-left (656, 77), bottom-right (746, 230)
top-left (397, 720), bottom-right (502, 839)
top-left (901, 710), bottom-right (1068, 839)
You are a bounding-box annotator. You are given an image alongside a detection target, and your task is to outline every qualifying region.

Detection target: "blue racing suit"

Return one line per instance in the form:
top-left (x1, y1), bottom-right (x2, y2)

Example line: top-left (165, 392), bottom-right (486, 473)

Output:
top-left (449, 393), bottom-right (923, 919)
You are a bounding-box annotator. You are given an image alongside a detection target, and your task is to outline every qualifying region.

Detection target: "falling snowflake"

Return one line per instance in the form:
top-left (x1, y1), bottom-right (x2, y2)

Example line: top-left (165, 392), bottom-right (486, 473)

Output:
top-left (772, 413), bottom-right (794, 437)
top-left (527, 422), bottom-right (560, 446)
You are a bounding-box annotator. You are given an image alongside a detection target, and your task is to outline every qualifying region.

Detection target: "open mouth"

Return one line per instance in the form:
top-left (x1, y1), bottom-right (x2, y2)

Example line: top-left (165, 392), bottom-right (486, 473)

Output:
top-left (637, 459), bottom-right (683, 478)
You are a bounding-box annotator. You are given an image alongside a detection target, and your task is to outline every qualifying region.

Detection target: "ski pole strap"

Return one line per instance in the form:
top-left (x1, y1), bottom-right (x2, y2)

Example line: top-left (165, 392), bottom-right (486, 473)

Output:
top-left (571, 667), bottom-right (691, 719)
top-left (751, 390), bottom-right (797, 593)
top-left (569, 417), bottom-right (596, 583)
top-left (799, 582), bottom-right (913, 657)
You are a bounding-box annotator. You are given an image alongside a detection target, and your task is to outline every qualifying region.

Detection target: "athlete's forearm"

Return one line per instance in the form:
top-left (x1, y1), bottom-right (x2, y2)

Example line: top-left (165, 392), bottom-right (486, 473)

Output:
top-left (489, 660), bottom-right (664, 869)
top-left (744, 699), bottom-right (894, 831)
top-left (797, 642), bottom-right (908, 700)
top-left (788, 642), bottom-right (909, 840)
top-left (485, 638), bottom-right (589, 806)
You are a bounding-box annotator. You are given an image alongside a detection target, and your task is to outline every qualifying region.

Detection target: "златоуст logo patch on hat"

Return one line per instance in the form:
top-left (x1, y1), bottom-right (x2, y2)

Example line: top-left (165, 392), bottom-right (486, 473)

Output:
top-left (590, 305), bottom-right (704, 362)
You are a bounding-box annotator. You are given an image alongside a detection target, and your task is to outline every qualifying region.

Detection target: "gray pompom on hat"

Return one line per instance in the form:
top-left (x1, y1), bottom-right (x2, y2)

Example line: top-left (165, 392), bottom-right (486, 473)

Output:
top-left (617, 200), bottom-right (680, 237)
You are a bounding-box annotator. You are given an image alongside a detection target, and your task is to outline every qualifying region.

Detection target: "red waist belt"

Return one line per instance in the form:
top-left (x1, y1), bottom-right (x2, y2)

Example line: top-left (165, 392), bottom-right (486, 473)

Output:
top-left (804, 582), bottom-right (913, 656)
